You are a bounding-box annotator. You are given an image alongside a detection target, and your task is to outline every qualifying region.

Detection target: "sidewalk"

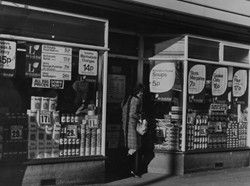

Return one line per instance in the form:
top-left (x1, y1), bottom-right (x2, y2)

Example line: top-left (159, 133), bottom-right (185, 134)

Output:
top-left (83, 167), bottom-right (250, 186)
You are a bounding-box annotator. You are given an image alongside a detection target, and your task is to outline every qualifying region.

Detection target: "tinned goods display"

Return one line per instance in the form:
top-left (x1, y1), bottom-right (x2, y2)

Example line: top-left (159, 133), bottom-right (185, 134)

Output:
top-left (154, 106), bottom-right (182, 151)
top-left (59, 114), bottom-right (101, 157)
top-left (186, 103), bottom-right (248, 151)
top-left (1, 112), bottom-right (28, 161)
top-left (186, 113), bottom-right (208, 150)
top-left (27, 95), bottom-right (102, 159)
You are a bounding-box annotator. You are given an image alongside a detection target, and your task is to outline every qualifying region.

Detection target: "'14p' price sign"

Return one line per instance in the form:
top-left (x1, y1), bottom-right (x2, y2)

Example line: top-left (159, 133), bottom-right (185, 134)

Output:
top-left (78, 50), bottom-right (98, 76)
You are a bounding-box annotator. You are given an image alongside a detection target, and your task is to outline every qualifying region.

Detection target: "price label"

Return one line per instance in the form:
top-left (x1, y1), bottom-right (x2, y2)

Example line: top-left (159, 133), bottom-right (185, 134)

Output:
top-left (11, 125), bottom-right (23, 140)
top-left (88, 115), bottom-right (99, 128)
top-left (66, 125), bottom-right (77, 138)
top-left (149, 62), bottom-right (175, 93)
top-left (39, 111), bottom-right (52, 125)
top-left (188, 64), bottom-right (206, 94)
top-left (79, 50), bottom-right (98, 76)
top-left (0, 40), bottom-right (16, 70)
top-left (198, 126), bottom-right (207, 136)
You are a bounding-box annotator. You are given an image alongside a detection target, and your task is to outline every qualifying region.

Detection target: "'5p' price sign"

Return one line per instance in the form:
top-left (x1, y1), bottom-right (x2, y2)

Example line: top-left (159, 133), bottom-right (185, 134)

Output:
top-left (0, 40), bottom-right (16, 70)
top-left (78, 50), bottom-right (98, 76)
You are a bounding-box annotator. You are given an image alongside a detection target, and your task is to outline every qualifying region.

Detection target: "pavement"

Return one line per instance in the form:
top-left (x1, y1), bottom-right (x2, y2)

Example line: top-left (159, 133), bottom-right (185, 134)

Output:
top-left (82, 166), bottom-right (250, 186)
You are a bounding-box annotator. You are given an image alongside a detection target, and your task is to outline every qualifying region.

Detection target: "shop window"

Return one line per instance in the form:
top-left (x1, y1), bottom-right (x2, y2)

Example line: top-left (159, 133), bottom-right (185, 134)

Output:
top-left (223, 45), bottom-right (249, 63)
top-left (0, 40), bottom-right (104, 161)
top-left (0, 4), bottom-right (105, 47)
top-left (149, 60), bottom-right (184, 151)
top-left (188, 37), bottom-right (220, 61)
top-left (186, 62), bottom-right (248, 151)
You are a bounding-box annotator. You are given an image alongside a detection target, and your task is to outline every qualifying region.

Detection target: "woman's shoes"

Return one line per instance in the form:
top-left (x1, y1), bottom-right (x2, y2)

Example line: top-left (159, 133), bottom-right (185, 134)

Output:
top-left (130, 170), bottom-right (141, 178)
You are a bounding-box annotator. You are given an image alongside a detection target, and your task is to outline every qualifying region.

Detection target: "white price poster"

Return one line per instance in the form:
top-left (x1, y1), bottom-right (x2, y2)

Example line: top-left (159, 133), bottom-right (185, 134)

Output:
top-left (149, 62), bottom-right (175, 93)
top-left (233, 69), bottom-right (247, 97)
top-left (212, 67), bottom-right (228, 96)
top-left (0, 40), bottom-right (16, 70)
top-left (188, 64), bottom-right (206, 94)
top-left (78, 50), bottom-right (98, 76)
top-left (41, 45), bottom-right (72, 81)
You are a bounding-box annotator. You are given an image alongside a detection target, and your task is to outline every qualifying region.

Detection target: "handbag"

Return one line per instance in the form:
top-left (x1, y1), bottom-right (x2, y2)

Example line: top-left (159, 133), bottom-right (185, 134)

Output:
top-left (136, 119), bottom-right (147, 135)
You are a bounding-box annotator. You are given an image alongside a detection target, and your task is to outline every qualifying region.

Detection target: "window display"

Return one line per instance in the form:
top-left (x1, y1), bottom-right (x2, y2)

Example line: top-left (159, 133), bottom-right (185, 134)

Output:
top-left (149, 60), bottom-right (183, 151)
top-left (186, 63), bottom-right (248, 151)
top-left (148, 35), bottom-right (250, 154)
top-left (0, 40), bottom-right (104, 161)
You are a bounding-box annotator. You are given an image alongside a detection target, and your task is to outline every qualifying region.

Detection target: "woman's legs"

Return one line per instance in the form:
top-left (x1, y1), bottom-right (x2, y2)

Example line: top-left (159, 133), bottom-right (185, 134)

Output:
top-left (128, 150), bottom-right (141, 178)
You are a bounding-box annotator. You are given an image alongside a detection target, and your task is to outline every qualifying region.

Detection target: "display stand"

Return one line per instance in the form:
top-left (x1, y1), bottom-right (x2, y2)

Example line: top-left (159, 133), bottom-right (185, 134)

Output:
top-left (148, 35), bottom-right (250, 175)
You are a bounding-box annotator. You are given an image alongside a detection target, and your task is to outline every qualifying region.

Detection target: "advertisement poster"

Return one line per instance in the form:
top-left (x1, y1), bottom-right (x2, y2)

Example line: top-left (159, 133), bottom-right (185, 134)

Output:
top-left (0, 40), bottom-right (17, 77)
top-left (188, 63), bottom-right (206, 103)
top-left (107, 74), bottom-right (126, 103)
top-left (41, 45), bottom-right (72, 81)
top-left (150, 62), bottom-right (175, 93)
top-left (232, 68), bottom-right (248, 104)
top-left (78, 50), bottom-right (98, 76)
top-left (149, 61), bottom-right (179, 102)
top-left (25, 43), bottom-right (41, 78)
top-left (211, 67), bottom-right (228, 102)
top-left (32, 78), bottom-right (64, 89)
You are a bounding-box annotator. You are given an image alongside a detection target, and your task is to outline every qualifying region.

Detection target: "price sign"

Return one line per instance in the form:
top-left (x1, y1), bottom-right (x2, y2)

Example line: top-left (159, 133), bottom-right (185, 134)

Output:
top-left (79, 50), bottom-right (98, 76)
top-left (39, 111), bottom-right (52, 125)
top-left (88, 115), bottom-right (99, 128)
top-left (11, 125), bottom-right (23, 140)
top-left (0, 40), bottom-right (16, 70)
top-left (197, 126), bottom-right (207, 136)
top-left (212, 67), bottom-right (228, 96)
top-left (149, 62), bottom-right (175, 93)
top-left (233, 70), bottom-right (247, 97)
top-left (215, 122), bottom-right (222, 133)
top-left (188, 64), bottom-right (206, 94)
top-left (66, 125), bottom-right (77, 138)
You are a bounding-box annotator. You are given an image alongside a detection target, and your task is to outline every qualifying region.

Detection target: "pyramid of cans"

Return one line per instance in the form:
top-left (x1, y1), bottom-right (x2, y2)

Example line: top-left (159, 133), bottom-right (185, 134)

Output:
top-left (27, 96), bottom-right (101, 159)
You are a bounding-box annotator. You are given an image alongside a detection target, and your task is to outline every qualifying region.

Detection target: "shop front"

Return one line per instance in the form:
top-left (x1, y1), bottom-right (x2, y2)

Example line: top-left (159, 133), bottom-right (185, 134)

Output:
top-left (146, 35), bottom-right (250, 175)
top-left (0, 2), bottom-right (109, 185)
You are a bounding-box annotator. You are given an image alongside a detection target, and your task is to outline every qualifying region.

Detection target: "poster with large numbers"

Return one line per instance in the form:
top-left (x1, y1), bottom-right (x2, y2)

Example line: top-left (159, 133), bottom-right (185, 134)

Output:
top-left (0, 40), bottom-right (16, 77)
top-left (232, 68), bottom-right (248, 104)
top-left (78, 50), bottom-right (98, 76)
top-left (149, 61), bottom-right (177, 101)
top-left (211, 66), bottom-right (229, 103)
top-left (188, 62), bottom-right (206, 103)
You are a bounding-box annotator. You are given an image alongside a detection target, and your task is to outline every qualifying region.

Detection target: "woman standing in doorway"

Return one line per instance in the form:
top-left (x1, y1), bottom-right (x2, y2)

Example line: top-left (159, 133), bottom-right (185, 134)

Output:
top-left (121, 83), bottom-right (144, 178)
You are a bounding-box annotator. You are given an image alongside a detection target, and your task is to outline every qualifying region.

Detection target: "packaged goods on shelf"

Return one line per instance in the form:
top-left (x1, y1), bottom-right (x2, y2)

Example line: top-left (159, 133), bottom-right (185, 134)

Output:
top-left (80, 121), bottom-right (86, 156)
top-left (85, 124), bottom-right (91, 156)
top-left (96, 128), bottom-right (101, 155)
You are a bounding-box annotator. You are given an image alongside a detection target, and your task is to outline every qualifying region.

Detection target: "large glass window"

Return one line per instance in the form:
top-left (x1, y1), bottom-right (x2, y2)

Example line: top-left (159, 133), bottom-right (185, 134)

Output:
top-left (149, 60), bottom-right (183, 151)
top-left (186, 62), bottom-right (248, 151)
top-left (0, 4), bottom-right (105, 46)
top-left (0, 40), bottom-right (105, 161)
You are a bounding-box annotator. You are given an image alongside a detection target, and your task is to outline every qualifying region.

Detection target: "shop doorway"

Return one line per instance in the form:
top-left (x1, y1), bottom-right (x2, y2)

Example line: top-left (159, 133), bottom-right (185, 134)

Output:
top-left (105, 57), bottom-right (138, 176)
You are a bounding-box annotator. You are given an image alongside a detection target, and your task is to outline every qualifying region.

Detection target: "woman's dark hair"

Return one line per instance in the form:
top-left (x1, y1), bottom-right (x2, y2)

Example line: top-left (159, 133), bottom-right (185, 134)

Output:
top-left (133, 82), bottom-right (144, 95)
